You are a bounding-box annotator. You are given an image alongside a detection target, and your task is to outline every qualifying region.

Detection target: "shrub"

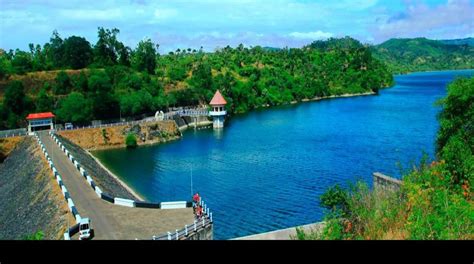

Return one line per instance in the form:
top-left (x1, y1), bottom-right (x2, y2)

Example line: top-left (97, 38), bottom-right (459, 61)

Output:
top-left (23, 230), bottom-right (44, 240)
top-left (125, 133), bottom-right (137, 148)
top-left (320, 184), bottom-right (351, 218)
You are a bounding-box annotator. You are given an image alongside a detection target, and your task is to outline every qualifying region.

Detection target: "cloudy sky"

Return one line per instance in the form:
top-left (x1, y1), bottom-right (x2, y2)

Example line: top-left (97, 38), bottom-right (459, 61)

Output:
top-left (0, 0), bottom-right (473, 53)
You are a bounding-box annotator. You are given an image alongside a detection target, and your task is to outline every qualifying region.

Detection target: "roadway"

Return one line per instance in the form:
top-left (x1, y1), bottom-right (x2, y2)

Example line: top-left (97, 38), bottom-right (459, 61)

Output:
top-left (38, 131), bottom-right (194, 240)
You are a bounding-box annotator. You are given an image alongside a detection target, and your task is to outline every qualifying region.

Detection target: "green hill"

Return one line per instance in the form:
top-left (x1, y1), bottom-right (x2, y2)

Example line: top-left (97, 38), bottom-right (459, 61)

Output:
top-left (440, 37), bottom-right (474, 47)
top-left (372, 37), bottom-right (474, 74)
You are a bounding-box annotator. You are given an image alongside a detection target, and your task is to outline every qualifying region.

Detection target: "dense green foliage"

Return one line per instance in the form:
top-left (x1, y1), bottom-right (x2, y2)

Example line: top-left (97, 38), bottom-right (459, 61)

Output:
top-left (372, 38), bottom-right (474, 74)
top-left (309, 77), bottom-right (474, 240)
top-left (125, 133), bottom-right (137, 148)
top-left (23, 230), bottom-right (44, 240)
top-left (0, 28), bottom-right (394, 129)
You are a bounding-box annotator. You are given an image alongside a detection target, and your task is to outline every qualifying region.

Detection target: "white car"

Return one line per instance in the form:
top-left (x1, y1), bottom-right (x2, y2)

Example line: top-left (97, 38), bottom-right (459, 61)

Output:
top-left (78, 218), bottom-right (92, 240)
top-left (65, 123), bottom-right (73, 130)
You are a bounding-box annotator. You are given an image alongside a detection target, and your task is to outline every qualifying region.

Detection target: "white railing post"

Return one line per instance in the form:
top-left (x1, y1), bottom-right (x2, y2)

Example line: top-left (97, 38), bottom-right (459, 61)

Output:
top-left (167, 232), bottom-right (171, 240)
top-left (202, 217), bottom-right (205, 227)
top-left (194, 220), bottom-right (197, 231)
top-left (210, 212), bottom-right (213, 222)
top-left (185, 225), bottom-right (188, 236)
top-left (152, 235), bottom-right (156, 240)
top-left (175, 229), bottom-right (179, 240)
top-left (207, 208), bottom-right (209, 216)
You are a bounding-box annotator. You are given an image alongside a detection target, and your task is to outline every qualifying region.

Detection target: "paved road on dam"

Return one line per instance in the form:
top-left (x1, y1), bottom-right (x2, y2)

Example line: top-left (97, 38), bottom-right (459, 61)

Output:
top-left (39, 131), bottom-right (194, 240)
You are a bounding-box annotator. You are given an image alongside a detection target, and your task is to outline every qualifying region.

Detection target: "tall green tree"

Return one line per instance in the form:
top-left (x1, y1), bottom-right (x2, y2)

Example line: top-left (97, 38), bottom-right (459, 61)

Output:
top-left (35, 88), bottom-right (53, 112)
top-left (11, 50), bottom-right (33, 74)
top-left (63, 36), bottom-right (93, 69)
top-left (132, 39), bottom-right (158, 74)
top-left (53, 71), bottom-right (71, 95)
top-left (93, 27), bottom-right (122, 66)
top-left (88, 70), bottom-right (118, 119)
top-left (45, 30), bottom-right (64, 68)
top-left (56, 92), bottom-right (92, 123)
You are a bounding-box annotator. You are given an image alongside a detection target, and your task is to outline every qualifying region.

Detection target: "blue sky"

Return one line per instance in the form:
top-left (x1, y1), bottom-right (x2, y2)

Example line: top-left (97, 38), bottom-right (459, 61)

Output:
top-left (0, 0), bottom-right (473, 53)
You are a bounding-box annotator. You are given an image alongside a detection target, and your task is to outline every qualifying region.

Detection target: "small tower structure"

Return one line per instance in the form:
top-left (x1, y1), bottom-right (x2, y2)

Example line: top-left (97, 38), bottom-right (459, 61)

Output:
top-left (209, 90), bottom-right (227, 129)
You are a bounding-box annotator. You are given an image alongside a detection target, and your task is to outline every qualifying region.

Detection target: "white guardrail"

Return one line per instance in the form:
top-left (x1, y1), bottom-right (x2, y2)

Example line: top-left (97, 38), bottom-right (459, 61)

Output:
top-left (153, 199), bottom-right (213, 240)
top-left (49, 131), bottom-right (213, 240)
top-left (34, 132), bottom-right (82, 240)
top-left (49, 131), bottom-right (193, 209)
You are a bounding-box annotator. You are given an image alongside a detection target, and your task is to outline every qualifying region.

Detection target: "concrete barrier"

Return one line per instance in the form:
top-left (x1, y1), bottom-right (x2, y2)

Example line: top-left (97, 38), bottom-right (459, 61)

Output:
top-left (56, 175), bottom-right (62, 185)
top-left (75, 214), bottom-right (82, 224)
top-left (79, 167), bottom-right (86, 177)
top-left (135, 201), bottom-right (161, 209)
top-left (95, 186), bottom-right (103, 198)
top-left (86, 175), bottom-right (94, 185)
top-left (160, 201), bottom-right (187, 209)
top-left (101, 193), bottom-right (114, 203)
top-left (61, 185), bottom-right (68, 196)
top-left (114, 197), bottom-right (135, 207)
top-left (67, 198), bottom-right (75, 209)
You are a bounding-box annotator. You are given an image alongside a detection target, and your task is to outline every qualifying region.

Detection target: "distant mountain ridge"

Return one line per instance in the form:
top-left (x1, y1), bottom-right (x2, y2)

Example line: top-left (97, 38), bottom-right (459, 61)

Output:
top-left (440, 37), bottom-right (474, 47)
top-left (371, 37), bottom-right (474, 74)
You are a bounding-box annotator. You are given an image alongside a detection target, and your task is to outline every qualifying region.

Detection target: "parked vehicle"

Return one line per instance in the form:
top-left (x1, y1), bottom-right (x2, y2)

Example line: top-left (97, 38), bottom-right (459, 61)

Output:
top-left (65, 123), bottom-right (73, 130)
top-left (79, 218), bottom-right (92, 240)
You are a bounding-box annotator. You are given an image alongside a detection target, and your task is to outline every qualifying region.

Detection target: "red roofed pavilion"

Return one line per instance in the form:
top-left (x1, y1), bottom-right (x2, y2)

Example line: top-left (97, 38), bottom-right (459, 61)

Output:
top-left (209, 90), bottom-right (227, 106)
top-left (209, 90), bottom-right (227, 129)
top-left (26, 112), bottom-right (55, 120)
top-left (26, 112), bottom-right (55, 134)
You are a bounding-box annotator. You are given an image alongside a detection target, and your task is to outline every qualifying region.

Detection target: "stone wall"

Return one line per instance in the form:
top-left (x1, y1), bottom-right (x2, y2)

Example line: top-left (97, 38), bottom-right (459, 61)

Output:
top-left (186, 224), bottom-right (213, 240)
top-left (58, 120), bottom-right (181, 151)
top-left (373, 172), bottom-right (402, 192)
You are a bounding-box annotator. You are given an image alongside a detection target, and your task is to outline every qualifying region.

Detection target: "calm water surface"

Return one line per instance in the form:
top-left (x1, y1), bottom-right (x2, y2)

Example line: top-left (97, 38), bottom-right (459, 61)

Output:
top-left (94, 70), bottom-right (473, 239)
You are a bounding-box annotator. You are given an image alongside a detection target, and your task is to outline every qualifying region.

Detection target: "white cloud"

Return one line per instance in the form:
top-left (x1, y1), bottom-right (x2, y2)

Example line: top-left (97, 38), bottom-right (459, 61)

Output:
top-left (59, 8), bottom-right (122, 20)
top-left (154, 8), bottom-right (178, 20)
top-left (289, 30), bottom-right (333, 40)
top-left (372, 0), bottom-right (474, 42)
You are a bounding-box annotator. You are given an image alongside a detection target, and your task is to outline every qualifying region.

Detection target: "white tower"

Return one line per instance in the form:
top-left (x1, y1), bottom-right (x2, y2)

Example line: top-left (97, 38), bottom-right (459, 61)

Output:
top-left (209, 90), bottom-right (227, 129)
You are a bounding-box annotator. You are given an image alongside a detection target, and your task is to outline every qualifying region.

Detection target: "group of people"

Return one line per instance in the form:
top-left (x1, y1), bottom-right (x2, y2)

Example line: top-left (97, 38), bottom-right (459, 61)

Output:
top-left (193, 192), bottom-right (203, 219)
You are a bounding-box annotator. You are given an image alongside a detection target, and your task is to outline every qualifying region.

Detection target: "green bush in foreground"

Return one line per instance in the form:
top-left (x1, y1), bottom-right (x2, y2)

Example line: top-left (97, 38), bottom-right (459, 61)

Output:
top-left (23, 230), bottom-right (44, 240)
top-left (125, 133), bottom-right (137, 148)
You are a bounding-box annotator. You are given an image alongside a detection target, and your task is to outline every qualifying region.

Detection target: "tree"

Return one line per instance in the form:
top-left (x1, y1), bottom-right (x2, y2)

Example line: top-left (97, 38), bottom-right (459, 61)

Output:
top-left (53, 71), bottom-right (71, 95)
top-left (88, 70), bottom-right (118, 119)
top-left (93, 27), bottom-right (122, 66)
top-left (56, 92), bottom-right (92, 123)
top-left (35, 88), bottom-right (53, 112)
top-left (4, 81), bottom-right (30, 115)
top-left (0, 52), bottom-right (13, 79)
top-left (72, 71), bottom-right (88, 93)
top-left (125, 133), bottom-right (137, 148)
top-left (132, 39), bottom-right (158, 74)
top-left (45, 30), bottom-right (64, 68)
top-left (11, 50), bottom-right (33, 74)
top-left (63, 36), bottom-right (93, 69)
top-left (118, 43), bottom-right (131, 67)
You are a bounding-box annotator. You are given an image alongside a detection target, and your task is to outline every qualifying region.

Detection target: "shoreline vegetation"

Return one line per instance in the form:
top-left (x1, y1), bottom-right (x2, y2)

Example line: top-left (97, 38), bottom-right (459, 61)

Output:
top-left (300, 77), bottom-right (474, 240)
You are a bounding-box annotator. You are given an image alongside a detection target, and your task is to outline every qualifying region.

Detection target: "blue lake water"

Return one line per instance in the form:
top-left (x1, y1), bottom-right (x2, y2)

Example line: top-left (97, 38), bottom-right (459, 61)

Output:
top-left (93, 70), bottom-right (473, 240)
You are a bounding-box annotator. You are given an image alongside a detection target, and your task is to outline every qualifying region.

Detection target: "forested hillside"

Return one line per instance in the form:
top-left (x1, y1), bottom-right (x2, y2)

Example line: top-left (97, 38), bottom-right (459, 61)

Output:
top-left (372, 38), bottom-right (474, 74)
top-left (0, 29), bottom-right (393, 129)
